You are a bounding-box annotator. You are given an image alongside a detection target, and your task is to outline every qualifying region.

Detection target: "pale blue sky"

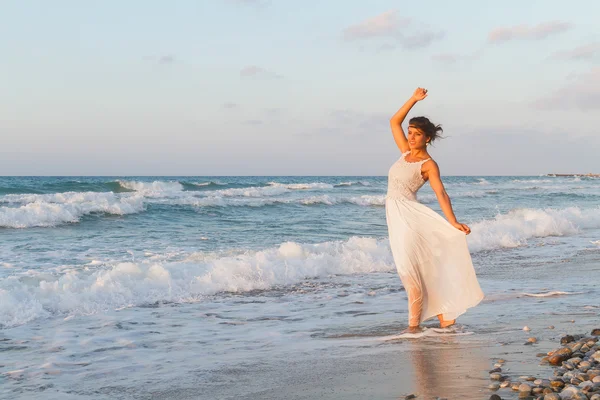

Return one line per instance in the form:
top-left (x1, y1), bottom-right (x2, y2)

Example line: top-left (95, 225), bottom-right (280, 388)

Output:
top-left (1, 0), bottom-right (599, 175)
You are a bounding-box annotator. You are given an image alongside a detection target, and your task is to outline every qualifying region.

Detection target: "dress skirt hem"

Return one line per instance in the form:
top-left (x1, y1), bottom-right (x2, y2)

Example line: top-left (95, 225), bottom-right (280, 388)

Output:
top-left (385, 196), bottom-right (484, 324)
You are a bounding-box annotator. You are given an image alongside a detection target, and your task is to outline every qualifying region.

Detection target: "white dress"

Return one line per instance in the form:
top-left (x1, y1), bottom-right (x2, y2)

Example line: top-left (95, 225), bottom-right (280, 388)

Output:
top-left (385, 150), bottom-right (484, 325)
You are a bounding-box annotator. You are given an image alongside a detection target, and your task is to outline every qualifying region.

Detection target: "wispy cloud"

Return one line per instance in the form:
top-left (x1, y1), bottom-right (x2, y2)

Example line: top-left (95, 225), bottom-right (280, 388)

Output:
top-left (143, 55), bottom-right (176, 64)
top-left (223, 102), bottom-right (239, 109)
top-left (343, 10), bottom-right (443, 50)
top-left (158, 55), bottom-right (175, 64)
top-left (343, 10), bottom-right (409, 41)
top-left (488, 21), bottom-right (572, 43)
top-left (532, 67), bottom-right (600, 111)
top-left (550, 42), bottom-right (600, 61)
top-left (240, 65), bottom-right (282, 79)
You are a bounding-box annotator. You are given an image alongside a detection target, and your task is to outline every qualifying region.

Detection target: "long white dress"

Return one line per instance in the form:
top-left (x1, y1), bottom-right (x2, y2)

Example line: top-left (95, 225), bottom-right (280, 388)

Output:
top-left (385, 150), bottom-right (484, 326)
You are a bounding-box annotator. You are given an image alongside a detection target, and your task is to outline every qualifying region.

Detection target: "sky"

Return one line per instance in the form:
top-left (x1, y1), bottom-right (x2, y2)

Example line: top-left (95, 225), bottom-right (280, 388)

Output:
top-left (1, 0), bottom-right (599, 176)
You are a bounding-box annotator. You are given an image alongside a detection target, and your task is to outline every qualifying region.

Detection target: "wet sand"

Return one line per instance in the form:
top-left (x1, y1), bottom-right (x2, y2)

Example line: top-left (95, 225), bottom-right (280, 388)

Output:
top-left (154, 312), bottom-right (599, 400)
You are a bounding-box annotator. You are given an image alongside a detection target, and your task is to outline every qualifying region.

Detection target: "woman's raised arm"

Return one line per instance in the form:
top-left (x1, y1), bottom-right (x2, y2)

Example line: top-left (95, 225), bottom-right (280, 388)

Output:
top-left (390, 87), bottom-right (428, 153)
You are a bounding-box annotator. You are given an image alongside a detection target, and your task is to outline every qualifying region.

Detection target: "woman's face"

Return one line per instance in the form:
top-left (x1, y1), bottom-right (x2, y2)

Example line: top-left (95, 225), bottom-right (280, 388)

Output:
top-left (407, 125), bottom-right (429, 149)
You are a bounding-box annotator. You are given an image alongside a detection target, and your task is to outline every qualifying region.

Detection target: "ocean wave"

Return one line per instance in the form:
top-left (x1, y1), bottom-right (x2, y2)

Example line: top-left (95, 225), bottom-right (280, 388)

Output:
top-left (511, 179), bottom-right (554, 184)
top-left (185, 181), bottom-right (228, 189)
top-left (267, 182), bottom-right (334, 190)
top-left (468, 206), bottom-right (600, 252)
top-left (334, 181), bottom-right (371, 187)
top-left (0, 192), bottom-right (144, 228)
top-left (299, 195), bottom-right (385, 206)
top-left (116, 180), bottom-right (184, 195)
top-left (0, 237), bottom-right (394, 328)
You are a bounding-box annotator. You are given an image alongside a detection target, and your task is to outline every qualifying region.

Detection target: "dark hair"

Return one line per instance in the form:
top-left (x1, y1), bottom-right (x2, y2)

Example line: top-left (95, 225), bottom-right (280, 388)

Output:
top-left (408, 116), bottom-right (444, 145)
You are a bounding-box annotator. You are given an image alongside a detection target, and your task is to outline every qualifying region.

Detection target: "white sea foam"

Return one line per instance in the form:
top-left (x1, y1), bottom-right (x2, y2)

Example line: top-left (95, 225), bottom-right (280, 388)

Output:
top-left (267, 182), bottom-right (334, 190)
top-left (2, 204), bottom-right (599, 326)
top-left (208, 186), bottom-right (291, 198)
top-left (511, 179), bottom-right (554, 184)
top-left (190, 181), bottom-right (227, 187)
top-left (468, 206), bottom-right (600, 252)
top-left (117, 180), bottom-right (184, 196)
top-left (0, 237), bottom-right (394, 327)
top-left (522, 291), bottom-right (583, 298)
top-left (0, 192), bottom-right (144, 228)
top-left (299, 195), bottom-right (385, 206)
top-left (334, 181), bottom-right (371, 187)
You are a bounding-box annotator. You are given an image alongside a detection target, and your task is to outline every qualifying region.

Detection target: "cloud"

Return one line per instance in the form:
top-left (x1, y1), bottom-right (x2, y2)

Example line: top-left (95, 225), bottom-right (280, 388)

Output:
top-left (343, 10), bottom-right (443, 50)
top-left (223, 102), bottom-right (239, 109)
top-left (143, 55), bottom-right (176, 64)
top-left (532, 67), bottom-right (600, 111)
top-left (240, 65), bottom-right (282, 79)
top-left (431, 48), bottom-right (484, 64)
top-left (550, 42), bottom-right (600, 61)
top-left (488, 21), bottom-right (572, 43)
top-left (343, 10), bottom-right (409, 41)
top-left (402, 31), bottom-right (445, 49)
top-left (158, 55), bottom-right (175, 64)
top-left (244, 119), bottom-right (264, 125)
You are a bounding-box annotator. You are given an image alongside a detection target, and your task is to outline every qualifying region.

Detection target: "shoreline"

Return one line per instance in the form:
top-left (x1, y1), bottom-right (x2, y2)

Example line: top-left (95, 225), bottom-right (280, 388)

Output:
top-left (188, 295), bottom-right (600, 400)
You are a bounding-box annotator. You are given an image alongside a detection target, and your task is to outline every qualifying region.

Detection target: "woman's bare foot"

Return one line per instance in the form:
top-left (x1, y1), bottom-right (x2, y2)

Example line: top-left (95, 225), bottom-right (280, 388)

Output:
top-left (401, 326), bottom-right (423, 334)
top-left (439, 319), bottom-right (456, 328)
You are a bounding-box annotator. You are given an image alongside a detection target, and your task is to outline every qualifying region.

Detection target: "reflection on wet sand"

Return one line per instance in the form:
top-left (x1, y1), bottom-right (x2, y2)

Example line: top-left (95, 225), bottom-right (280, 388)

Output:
top-left (403, 337), bottom-right (490, 398)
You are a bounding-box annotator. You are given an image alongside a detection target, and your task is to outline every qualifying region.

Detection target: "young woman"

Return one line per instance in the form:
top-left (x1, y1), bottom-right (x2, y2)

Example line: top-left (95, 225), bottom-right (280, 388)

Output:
top-left (386, 87), bottom-right (484, 334)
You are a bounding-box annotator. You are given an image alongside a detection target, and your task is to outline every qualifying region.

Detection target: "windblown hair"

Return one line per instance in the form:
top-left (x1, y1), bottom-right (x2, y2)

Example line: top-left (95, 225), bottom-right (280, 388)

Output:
top-left (409, 116), bottom-right (444, 145)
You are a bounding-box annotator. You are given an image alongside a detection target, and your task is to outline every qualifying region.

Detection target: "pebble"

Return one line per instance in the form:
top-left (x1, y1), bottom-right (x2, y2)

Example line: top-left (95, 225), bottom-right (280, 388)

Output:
top-left (591, 328), bottom-right (600, 336)
top-left (561, 335), bottom-right (575, 345)
top-left (488, 382), bottom-right (500, 390)
top-left (518, 383), bottom-right (532, 393)
top-left (519, 376), bottom-right (536, 382)
top-left (532, 387), bottom-right (544, 394)
top-left (549, 347), bottom-right (573, 365)
top-left (489, 372), bottom-right (503, 381)
top-left (550, 379), bottom-right (565, 388)
top-left (489, 395), bottom-right (502, 400)
top-left (590, 395), bottom-right (600, 400)
top-left (578, 380), bottom-right (593, 390)
top-left (528, 337), bottom-right (538, 343)
top-left (544, 394), bottom-right (560, 400)
top-left (523, 326), bottom-right (531, 332)
top-left (548, 325), bottom-right (555, 329)
top-left (500, 380), bottom-right (511, 388)
top-left (405, 395), bottom-right (417, 400)
top-left (593, 376), bottom-right (600, 383)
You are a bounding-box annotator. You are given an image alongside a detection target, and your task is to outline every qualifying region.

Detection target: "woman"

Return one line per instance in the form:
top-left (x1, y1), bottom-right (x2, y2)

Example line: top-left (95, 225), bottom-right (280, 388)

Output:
top-left (386, 87), bottom-right (484, 334)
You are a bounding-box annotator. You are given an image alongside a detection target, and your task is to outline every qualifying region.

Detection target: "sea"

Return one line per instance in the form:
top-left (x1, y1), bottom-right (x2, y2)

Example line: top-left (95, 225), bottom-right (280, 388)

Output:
top-left (1, 175), bottom-right (599, 399)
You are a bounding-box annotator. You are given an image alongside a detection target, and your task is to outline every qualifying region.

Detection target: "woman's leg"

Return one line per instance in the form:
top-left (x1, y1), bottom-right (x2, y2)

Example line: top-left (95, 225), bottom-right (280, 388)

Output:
top-left (437, 314), bottom-right (455, 328)
top-left (405, 280), bottom-right (423, 329)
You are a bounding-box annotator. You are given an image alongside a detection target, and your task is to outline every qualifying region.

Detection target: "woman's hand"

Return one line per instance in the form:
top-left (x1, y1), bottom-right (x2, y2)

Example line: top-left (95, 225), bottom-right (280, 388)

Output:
top-left (452, 221), bottom-right (471, 235)
top-left (411, 87), bottom-right (428, 102)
